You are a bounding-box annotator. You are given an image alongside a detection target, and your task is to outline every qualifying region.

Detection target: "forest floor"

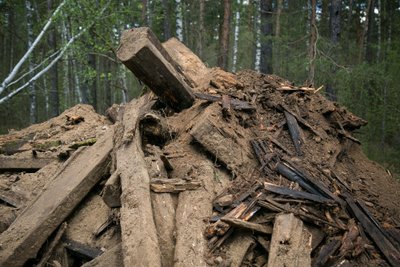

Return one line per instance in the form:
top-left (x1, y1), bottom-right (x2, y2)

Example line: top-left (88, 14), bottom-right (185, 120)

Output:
top-left (0, 68), bottom-right (399, 266)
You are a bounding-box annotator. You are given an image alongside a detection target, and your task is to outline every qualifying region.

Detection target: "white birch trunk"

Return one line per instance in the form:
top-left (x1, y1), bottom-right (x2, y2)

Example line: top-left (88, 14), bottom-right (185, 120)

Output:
top-left (26, 0), bottom-right (36, 124)
top-left (254, 1), bottom-right (261, 71)
top-left (0, 0), bottom-right (67, 95)
top-left (176, 0), bottom-right (183, 41)
top-left (232, 0), bottom-right (241, 73)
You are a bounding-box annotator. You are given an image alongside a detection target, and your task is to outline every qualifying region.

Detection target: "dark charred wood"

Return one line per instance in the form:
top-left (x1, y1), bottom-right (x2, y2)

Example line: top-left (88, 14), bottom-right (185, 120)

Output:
top-left (312, 238), bottom-right (342, 267)
top-left (64, 239), bottom-right (103, 261)
top-left (284, 110), bottom-right (303, 156)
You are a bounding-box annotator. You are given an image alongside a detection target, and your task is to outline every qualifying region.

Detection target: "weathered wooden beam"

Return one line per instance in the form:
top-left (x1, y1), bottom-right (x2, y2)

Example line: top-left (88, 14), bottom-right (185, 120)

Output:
top-left (0, 156), bottom-right (55, 171)
top-left (268, 213), bottom-right (312, 267)
top-left (162, 37), bottom-right (210, 88)
top-left (0, 128), bottom-right (113, 267)
top-left (150, 178), bottom-right (201, 193)
top-left (116, 96), bottom-right (162, 267)
top-left (221, 218), bottom-right (272, 235)
top-left (0, 188), bottom-right (27, 208)
top-left (101, 171), bottom-right (121, 208)
top-left (312, 239), bottom-right (341, 267)
top-left (345, 195), bottom-right (400, 266)
top-left (264, 182), bottom-right (335, 204)
top-left (174, 159), bottom-right (216, 267)
top-left (117, 27), bottom-right (195, 111)
top-left (36, 222), bottom-right (68, 267)
top-left (284, 110), bottom-right (304, 156)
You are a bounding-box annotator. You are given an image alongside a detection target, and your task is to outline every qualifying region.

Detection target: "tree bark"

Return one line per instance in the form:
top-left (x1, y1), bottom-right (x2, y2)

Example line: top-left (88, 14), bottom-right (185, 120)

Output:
top-left (198, 0), bottom-right (205, 58)
top-left (161, 0), bottom-right (171, 40)
top-left (232, 0), bottom-right (241, 73)
top-left (218, 0), bottom-right (231, 70)
top-left (308, 0), bottom-right (317, 86)
top-left (260, 0), bottom-right (273, 74)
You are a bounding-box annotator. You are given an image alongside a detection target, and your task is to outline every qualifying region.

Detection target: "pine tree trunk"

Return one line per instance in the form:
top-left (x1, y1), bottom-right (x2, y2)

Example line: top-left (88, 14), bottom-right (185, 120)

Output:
top-left (308, 0), bottom-right (317, 86)
top-left (366, 0), bottom-right (375, 63)
top-left (162, 0), bottom-right (171, 40)
top-left (198, 0), bottom-right (205, 58)
top-left (260, 0), bottom-right (273, 74)
top-left (273, 0), bottom-right (282, 73)
top-left (217, 0), bottom-right (231, 70)
top-left (326, 0), bottom-right (341, 101)
top-left (141, 0), bottom-right (148, 26)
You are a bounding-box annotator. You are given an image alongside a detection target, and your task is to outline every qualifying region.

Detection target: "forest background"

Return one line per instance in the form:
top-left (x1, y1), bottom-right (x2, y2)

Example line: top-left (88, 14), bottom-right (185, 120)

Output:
top-left (0, 0), bottom-right (399, 177)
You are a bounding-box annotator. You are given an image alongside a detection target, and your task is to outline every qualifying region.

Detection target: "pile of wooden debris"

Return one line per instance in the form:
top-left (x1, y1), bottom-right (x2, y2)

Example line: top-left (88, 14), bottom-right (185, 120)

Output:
top-left (0, 27), bottom-right (399, 267)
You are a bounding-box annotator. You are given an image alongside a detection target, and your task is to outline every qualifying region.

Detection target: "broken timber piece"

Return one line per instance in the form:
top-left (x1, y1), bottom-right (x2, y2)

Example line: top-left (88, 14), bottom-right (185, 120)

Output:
top-left (345, 195), bottom-right (400, 266)
top-left (221, 218), bottom-right (272, 235)
top-left (81, 244), bottom-right (123, 267)
top-left (0, 188), bottom-right (27, 208)
top-left (284, 110), bottom-right (304, 156)
top-left (163, 37), bottom-right (210, 88)
top-left (0, 156), bottom-right (55, 172)
top-left (36, 222), bottom-right (68, 267)
top-left (0, 128), bottom-right (114, 267)
top-left (222, 95), bottom-right (232, 118)
top-left (150, 178), bottom-right (201, 193)
top-left (116, 96), bottom-right (162, 267)
top-left (117, 27), bottom-right (195, 111)
top-left (268, 213), bottom-right (312, 267)
top-left (312, 238), bottom-right (342, 267)
top-left (63, 239), bottom-right (103, 261)
top-left (102, 171), bottom-right (121, 208)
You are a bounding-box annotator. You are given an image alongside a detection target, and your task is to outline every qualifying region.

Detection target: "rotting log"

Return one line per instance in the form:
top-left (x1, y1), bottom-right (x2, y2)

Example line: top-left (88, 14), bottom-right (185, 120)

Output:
top-left (284, 110), bottom-right (304, 156)
top-left (174, 159), bottom-right (216, 267)
top-left (0, 128), bottom-right (114, 267)
top-left (268, 213), bottom-right (312, 267)
top-left (115, 96), bottom-right (162, 267)
top-left (163, 37), bottom-right (210, 88)
top-left (0, 156), bottom-right (55, 172)
top-left (81, 243), bottom-right (123, 267)
top-left (101, 171), bottom-right (121, 208)
top-left (117, 27), bottom-right (195, 111)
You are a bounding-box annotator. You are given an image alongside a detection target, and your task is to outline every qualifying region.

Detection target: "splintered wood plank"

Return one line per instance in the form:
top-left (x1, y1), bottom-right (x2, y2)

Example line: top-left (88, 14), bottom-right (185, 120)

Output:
top-left (116, 96), bottom-right (162, 267)
top-left (163, 37), bottom-right (210, 88)
top-left (174, 159), bottom-right (215, 267)
top-left (117, 27), bottom-right (195, 111)
top-left (0, 156), bottom-right (55, 171)
top-left (150, 178), bottom-right (201, 193)
top-left (268, 213), bottom-right (312, 267)
top-left (221, 217), bottom-right (273, 235)
top-left (284, 110), bottom-right (304, 156)
top-left (0, 128), bottom-right (114, 267)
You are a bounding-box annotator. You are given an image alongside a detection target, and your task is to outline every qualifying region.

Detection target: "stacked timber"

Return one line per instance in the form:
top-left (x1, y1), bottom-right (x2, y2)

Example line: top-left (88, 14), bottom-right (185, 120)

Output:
top-left (0, 27), bottom-right (399, 267)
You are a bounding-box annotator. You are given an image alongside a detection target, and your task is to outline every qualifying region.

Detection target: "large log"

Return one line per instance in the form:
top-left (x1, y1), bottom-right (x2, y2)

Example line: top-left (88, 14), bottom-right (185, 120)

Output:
top-left (268, 213), bottom-right (312, 267)
top-left (0, 128), bottom-right (114, 267)
top-left (116, 96), bottom-right (162, 267)
top-left (117, 27), bottom-right (195, 111)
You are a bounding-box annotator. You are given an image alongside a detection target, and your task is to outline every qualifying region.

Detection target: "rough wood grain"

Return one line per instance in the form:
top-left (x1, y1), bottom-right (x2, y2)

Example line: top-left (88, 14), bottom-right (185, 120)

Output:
top-left (226, 231), bottom-right (255, 267)
top-left (268, 213), bottom-right (312, 267)
top-left (101, 171), bottom-right (121, 208)
top-left (116, 96), bottom-right (162, 267)
top-left (163, 37), bottom-right (210, 88)
top-left (150, 178), bottom-right (201, 193)
top-left (0, 156), bottom-right (55, 171)
top-left (174, 159), bottom-right (215, 267)
top-left (221, 218), bottom-right (272, 235)
top-left (0, 128), bottom-right (113, 267)
top-left (117, 27), bottom-right (195, 111)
